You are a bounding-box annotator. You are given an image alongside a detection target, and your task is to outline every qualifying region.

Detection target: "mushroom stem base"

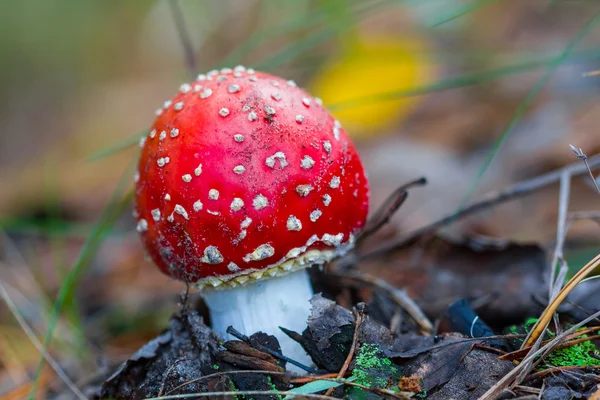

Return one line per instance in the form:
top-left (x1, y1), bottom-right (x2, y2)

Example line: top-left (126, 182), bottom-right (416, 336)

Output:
top-left (202, 268), bottom-right (314, 373)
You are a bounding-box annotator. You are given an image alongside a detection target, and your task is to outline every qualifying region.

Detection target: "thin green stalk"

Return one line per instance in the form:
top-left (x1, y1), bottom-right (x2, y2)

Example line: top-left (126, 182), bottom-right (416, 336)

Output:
top-left (220, 0), bottom-right (385, 68)
top-left (87, 130), bottom-right (146, 162)
top-left (28, 161), bottom-right (136, 399)
top-left (255, 0), bottom-right (390, 70)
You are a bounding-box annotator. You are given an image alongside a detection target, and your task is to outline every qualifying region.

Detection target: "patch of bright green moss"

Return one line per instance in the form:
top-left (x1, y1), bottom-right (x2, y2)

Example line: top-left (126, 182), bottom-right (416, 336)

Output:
top-left (523, 317), bottom-right (539, 329)
top-left (508, 318), bottom-right (600, 369)
top-left (347, 343), bottom-right (402, 399)
top-left (544, 332), bottom-right (600, 368)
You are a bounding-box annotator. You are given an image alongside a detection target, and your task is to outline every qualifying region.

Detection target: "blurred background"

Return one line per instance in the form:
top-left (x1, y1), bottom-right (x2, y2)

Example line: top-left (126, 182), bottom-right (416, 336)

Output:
top-left (1, 0), bottom-right (600, 397)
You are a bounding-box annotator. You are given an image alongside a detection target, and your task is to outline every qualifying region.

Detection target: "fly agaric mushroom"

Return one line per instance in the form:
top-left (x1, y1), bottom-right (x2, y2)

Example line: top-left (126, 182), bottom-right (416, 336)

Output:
top-left (135, 66), bottom-right (369, 368)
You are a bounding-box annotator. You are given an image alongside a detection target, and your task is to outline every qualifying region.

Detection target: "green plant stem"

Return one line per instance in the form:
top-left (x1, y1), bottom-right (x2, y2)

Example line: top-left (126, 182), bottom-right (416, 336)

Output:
top-left (28, 162), bottom-right (136, 400)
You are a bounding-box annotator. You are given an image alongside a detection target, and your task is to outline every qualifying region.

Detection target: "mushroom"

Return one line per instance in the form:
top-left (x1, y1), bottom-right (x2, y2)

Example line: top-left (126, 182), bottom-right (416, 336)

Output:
top-left (134, 67), bottom-right (369, 370)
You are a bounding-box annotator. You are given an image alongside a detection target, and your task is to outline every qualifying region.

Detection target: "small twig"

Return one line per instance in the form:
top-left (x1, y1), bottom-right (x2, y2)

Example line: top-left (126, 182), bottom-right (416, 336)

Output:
top-left (0, 282), bottom-right (87, 400)
top-left (226, 326), bottom-right (318, 373)
top-left (168, 0), bottom-right (197, 78)
top-left (545, 170), bottom-right (571, 335)
top-left (360, 154), bottom-right (600, 262)
top-left (324, 304), bottom-right (365, 397)
top-left (355, 178), bottom-right (427, 247)
top-left (583, 69), bottom-right (600, 77)
top-left (514, 385), bottom-right (541, 395)
top-left (566, 300), bottom-right (600, 325)
top-left (568, 211), bottom-right (600, 224)
top-left (330, 271), bottom-right (433, 332)
top-left (525, 365), bottom-right (600, 384)
top-left (548, 170), bottom-right (570, 298)
top-left (570, 144), bottom-right (600, 194)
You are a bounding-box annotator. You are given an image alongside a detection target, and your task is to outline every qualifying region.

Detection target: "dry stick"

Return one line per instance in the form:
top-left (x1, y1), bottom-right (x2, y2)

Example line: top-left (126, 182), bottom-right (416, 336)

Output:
top-left (566, 300), bottom-right (600, 325)
top-left (360, 154), bottom-right (600, 262)
top-left (548, 170), bottom-right (570, 299)
top-left (330, 270), bottom-right (433, 332)
top-left (323, 306), bottom-right (364, 397)
top-left (168, 0), bottom-right (197, 77)
top-left (569, 210), bottom-right (600, 222)
top-left (570, 145), bottom-right (600, 194)
top-left (0, 282), bottom-right (87, 400)
top-left (513, 385), bottom-right (541, 395)
top-left (479, 308), bottom-right (600, 400)
top-left (355, 178), bottom-right (426, 247)
top-left (525, 365), bottom-right (600, 384)
top-left (547, 170), bottom-right (571, 336)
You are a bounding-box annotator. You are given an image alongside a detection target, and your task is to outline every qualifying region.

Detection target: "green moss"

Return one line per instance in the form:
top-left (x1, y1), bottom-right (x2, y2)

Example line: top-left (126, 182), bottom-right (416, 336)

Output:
top-left (507, 318), bottom-right (600, 369)
top-left (212, 364), bottom-right (219, 370)
top-left (347, 343), bottom-right (401, 399)
top-left (524, 317), bottom-right (539, 327)
top-left (544, 332), bottom-right (600, 368)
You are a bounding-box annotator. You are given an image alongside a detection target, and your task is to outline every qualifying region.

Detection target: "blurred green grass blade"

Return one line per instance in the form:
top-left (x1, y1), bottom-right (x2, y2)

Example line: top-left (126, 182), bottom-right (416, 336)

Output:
top-left (28, 161), bottom-right (136, 399)
top-left (219, 1), bottom-right (326, 67)
top-left (255, 0), bottom-right (390, 71)
top-left (431, 0), bottom-right (499, 27)
top-left (87, 130), bottom-right (146, 162)
top-left (316, 0), bottom-right (356, 37)
top-left (255, 26), bottom-right (336, 71)
top-left (0, 217), bottom-right (94, 237)
top-left (328, 47), bottom-right (600, 111)
top-left (458, 11), bottom-right (600, 211)
top-left (220, 0), bottom-right (384, 68)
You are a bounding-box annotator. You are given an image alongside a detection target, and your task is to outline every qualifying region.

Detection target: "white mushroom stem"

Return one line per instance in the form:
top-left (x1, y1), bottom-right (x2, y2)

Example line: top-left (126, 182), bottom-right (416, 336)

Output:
top-left (202, 268), bottom-right (314, 373)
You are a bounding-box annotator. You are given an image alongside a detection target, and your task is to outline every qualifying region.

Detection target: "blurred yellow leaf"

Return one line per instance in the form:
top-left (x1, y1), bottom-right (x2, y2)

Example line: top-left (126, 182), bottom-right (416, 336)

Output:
top-left (310, 35), bottom-right (435, 137)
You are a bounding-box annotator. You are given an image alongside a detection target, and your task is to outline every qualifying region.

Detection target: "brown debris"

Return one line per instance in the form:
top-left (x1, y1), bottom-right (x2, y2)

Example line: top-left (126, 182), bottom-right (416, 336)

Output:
top-left (397, 376), bottom-right (422, 393)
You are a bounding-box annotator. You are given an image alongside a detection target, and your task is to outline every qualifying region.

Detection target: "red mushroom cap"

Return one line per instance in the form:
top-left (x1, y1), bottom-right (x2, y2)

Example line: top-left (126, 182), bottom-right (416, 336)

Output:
top-left (135, 67), bottom-right (369, 288)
